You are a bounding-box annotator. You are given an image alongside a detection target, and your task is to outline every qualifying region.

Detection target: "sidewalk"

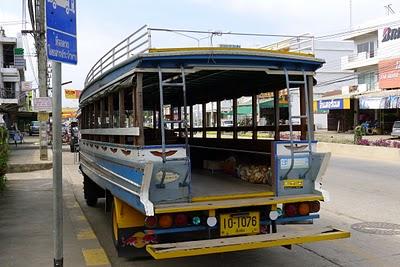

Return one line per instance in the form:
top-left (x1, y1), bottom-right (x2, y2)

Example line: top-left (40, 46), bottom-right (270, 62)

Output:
top-left (0, 149), bottom-right (110, 267)
top-left (315, 131), bottom-right (396, 144)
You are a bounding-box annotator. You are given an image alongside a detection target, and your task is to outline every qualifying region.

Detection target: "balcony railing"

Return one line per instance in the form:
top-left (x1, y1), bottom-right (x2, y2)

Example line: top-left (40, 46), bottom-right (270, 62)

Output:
top-left (341, 50), bottom-right (380, 70)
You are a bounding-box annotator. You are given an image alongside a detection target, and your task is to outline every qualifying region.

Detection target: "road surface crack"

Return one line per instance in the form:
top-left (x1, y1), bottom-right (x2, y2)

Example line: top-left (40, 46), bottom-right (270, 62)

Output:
top-left (297, 244), bottom-right (343, 267)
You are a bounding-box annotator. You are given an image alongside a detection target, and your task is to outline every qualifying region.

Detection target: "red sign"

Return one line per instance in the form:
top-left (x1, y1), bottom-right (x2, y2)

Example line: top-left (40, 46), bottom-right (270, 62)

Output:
top-left (379, 58), bottom-right (400, 89)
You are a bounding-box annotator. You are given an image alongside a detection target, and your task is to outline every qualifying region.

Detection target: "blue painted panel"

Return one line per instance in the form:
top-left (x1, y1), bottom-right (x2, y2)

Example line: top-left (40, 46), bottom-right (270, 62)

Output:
top-left (81, 163), bottom-right (146, 213)
top-left (144, 225), bottom-right (212, 235)
top-left (96, 158), bottom-right (143, 185)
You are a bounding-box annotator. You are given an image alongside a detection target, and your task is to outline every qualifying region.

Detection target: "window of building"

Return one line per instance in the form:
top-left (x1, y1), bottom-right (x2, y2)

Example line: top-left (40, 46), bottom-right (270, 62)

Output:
top-left (2, 44), bottom-right (15, 67)
top-left (358, 72), bottom-right (377, 90)
top-left (357, 41), bottom-right (375, 57)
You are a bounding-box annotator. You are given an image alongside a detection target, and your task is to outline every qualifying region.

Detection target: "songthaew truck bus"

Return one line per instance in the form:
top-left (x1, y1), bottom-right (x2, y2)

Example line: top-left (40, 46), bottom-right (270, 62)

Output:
top-left (78, 26), bottom-right (350, 259)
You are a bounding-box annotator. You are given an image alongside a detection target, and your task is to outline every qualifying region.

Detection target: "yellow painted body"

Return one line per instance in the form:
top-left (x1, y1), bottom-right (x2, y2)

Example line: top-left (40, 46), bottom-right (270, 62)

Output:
top-left (113, 197), bottom-right (145, 228)
top-left (155, 195), bottom-right (324, 214)
top-left (191, 191), bottom-right (274, 202)
top-left (146, 229), bottom-right (350, 259)
top-left (149, 47), bottom-right (315, 58)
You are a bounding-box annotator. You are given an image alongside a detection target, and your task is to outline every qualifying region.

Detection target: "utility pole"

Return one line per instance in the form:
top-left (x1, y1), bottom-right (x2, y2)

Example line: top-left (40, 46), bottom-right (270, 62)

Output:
top-left (35, 0), bottom-right (49, 160)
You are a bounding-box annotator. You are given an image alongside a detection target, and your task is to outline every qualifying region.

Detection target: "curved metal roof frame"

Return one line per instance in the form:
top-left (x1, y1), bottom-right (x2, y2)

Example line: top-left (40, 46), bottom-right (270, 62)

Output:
top-left (80, 49), bottom-right (325, 107)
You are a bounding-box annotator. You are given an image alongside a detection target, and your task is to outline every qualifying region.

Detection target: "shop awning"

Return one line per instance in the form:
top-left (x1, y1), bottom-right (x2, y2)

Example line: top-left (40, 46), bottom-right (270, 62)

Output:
top-left (259, 98), bottom-right (288, 109)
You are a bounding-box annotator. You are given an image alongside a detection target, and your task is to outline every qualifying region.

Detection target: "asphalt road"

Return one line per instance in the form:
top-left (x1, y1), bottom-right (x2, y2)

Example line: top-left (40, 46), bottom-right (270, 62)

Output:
top-left (69, 154), bottom-right (400, 267)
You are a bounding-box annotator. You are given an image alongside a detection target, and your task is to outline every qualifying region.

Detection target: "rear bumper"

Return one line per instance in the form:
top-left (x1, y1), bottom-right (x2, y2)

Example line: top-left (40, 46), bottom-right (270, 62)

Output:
top-left (146, 225), bottom-right (350, 259)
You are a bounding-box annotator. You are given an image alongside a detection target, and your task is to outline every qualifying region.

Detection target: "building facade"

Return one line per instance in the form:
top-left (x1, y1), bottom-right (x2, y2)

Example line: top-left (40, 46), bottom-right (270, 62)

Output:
top-left (0, 28), bottom-right (26, 128)
top-left (337, 16), bottom-right (400, 133)
top-left (264, 37), bottom-right (356, 130)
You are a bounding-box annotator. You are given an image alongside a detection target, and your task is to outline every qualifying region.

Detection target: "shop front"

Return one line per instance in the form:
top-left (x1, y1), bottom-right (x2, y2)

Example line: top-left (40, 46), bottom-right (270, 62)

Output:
top-left (315, 97), bottom-right (354, 132)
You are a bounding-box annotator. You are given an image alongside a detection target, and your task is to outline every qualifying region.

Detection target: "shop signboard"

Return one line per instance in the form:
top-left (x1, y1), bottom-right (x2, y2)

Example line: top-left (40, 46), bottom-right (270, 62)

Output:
top-left (379, 58), bottom-right (400, 89)
top-left (359, 96), bottom-right (400, 109)
top-left (64, 89), bottom-right (82, 99)
top-left (317, 98), bottom-right (350, 110)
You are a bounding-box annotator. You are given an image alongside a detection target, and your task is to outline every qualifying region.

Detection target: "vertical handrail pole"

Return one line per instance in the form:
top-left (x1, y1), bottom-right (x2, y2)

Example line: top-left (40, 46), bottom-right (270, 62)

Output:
top-left (147, 28), bottom-right (152, 50)
top-left (283, 68), bottom-right (295, 179)
top-left (181, 66), bottom-right (189, 158)
top-left (126, 37), bottom-right (130, 59)
top-left (158, 67), bottom-right (166, 162)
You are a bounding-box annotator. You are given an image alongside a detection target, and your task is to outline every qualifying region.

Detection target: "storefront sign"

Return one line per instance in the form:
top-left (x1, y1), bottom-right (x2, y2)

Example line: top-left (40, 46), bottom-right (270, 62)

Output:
top-left (33, 97), bottom-right (52, 112)
top-left (21, 81), bottom-right (32, 92)
top-left (382, 27), bottom-right (400, 42)
top-left (359, 96), bottom-right (400, 109)
top-left (379, 58), bottom-right (400, 89)
top-left (317, 98), bottom-right (350, 110)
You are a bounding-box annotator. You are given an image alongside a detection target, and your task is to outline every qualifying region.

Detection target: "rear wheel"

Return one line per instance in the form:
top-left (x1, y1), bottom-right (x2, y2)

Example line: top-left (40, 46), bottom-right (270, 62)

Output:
top-left (83, 175), bottom-right (102, 207)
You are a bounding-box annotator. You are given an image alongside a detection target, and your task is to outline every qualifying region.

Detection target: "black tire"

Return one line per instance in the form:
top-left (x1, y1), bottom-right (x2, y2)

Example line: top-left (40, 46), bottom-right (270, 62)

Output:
top-left (83, 175), bottom-right (101, 207)
top-left (70, 145), bottom-right (74, 153)
top-left (86, 197), bottom-right (98, 207)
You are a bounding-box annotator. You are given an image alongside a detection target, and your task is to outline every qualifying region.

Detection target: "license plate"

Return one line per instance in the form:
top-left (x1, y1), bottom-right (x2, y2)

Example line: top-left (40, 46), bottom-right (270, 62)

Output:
top-left (220, 212), bottom-right (260, 237)
top-left (284, 179), bottom-right (304, 189)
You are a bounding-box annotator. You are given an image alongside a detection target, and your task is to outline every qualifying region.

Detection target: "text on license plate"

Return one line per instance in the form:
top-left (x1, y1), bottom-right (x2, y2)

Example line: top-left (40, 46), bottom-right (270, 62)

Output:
top-left (220, 212), bottom-right (260, 237)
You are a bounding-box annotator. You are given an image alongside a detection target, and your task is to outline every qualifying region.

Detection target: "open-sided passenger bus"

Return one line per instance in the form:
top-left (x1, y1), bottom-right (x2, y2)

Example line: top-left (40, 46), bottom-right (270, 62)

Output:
top-left (79, 26), bottom-right (350, 259)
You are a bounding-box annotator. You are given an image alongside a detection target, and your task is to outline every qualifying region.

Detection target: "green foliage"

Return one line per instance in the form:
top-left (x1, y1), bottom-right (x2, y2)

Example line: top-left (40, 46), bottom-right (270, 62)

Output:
top-left (0, 126), bottom-right (9, 191)
top-left (354, 125), bottom-right (365, 144)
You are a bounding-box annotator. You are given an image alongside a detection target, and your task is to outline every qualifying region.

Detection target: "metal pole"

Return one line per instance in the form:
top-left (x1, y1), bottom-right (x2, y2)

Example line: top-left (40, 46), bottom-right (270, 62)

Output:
top-left (52, 61), bottom-right (63, 267)
top-left (36, 0), bottom-right (48, 160)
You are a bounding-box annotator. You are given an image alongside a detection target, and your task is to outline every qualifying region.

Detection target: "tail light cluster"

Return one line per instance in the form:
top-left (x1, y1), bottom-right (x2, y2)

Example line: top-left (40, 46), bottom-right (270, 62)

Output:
top-left (144, 213), bottom-right (203, 229)
top-left (283, 201), bottom-right (320, 217)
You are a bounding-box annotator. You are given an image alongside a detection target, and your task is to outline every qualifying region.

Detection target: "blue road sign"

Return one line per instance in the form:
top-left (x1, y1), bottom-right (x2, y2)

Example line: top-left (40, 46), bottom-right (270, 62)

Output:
top-left (46, 0), bottom-right (77, 65)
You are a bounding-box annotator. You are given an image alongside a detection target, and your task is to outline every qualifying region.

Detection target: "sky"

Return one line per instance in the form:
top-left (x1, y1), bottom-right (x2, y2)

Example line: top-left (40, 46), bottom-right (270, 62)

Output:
top-left (0, 0), bottom-right (399, 108)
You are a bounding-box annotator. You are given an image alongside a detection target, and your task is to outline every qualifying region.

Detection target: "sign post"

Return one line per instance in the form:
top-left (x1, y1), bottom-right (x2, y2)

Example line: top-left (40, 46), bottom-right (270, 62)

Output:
top-left (46, 1), bottom-right (77, 266)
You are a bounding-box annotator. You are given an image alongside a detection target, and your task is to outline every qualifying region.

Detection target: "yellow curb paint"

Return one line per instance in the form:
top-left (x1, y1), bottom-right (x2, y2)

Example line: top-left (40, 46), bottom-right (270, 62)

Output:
top-left (67, 203), bottom-right (80, 209)
top-left (82, 248), bottom-right (110, 266)
top-left (75, 215), bottom-right (86, 221)
top-left (77, 229), bottom-right (96, 240)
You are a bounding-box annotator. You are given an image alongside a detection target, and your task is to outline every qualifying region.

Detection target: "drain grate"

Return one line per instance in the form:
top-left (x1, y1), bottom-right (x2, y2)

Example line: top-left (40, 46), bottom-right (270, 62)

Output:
top-left (351, 222), bottom-right (400, 235)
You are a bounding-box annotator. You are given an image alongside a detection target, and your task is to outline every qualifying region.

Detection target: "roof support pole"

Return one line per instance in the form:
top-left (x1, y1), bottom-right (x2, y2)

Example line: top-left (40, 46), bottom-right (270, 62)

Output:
top-left (252, 94), bottom-right (257, 140)
top-left (135, 73), bottom-right (144, 146)
top-left (274, 89), bottom-right (280, 140)
top-left (107, 94), bottom-right (114, 142)
top-left (189, 105), bottom-right (194, 138)
top-left (300, 84), bottom-right (307, 140)
top-left (233, 98), bottom-right (238, 139)
top-left (217, 100), bottom-right (221, 139)
top-left (202, 103), bottom-right (207, 138)
top-left (119, 88), bottom-right (125, 144)
top-left (307, 75), bottom-right (315, 140)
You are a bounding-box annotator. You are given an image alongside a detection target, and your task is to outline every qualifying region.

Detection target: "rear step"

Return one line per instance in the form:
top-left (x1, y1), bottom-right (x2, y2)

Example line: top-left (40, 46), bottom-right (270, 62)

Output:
top-left (146, 226), bottom-right (349, 259)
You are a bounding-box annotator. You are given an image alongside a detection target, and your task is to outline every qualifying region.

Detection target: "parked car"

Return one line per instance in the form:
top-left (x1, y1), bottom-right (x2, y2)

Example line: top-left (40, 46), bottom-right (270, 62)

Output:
top-left (391, 121), bottom-right (400, 137)
top-left (29, 121), bottom-right (40, 136)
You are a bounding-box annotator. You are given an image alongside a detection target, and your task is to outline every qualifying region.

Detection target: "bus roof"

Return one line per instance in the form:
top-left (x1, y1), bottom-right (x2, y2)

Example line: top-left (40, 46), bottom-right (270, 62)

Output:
top-left (80, 47), bottom-right (324, 105)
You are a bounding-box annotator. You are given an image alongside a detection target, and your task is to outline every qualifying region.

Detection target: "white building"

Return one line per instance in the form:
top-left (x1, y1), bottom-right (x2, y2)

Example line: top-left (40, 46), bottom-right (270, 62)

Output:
top-left (338, 16), bottom-right (400, 133)
top-left (265, 37), bottom-right (356, 130)
top-left (0, 28), bottom-right (25, 127)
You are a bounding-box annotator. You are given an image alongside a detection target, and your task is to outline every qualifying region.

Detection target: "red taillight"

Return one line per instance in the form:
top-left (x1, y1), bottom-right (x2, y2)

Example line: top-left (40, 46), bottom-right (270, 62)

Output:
top-left (144, 216), bottom-right (158, 228)
top-left (284, 204), bottom-right (297, 217)
top-left (310, 201), bottom-right (320, 213)
top-left (174, 213), bottom-right (188, 226)
top-left (298, 203), bottom-right (310, 216)
top-left (159, 214), bottom-right (173, 228)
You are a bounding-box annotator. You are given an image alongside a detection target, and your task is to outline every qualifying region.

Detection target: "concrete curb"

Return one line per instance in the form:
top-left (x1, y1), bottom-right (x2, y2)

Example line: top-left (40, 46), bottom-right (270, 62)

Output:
top-left (64, 180), bottom-right (111, 267)
top-left (317, 142), bottom-right (400, 161)
top-left (7, 163), bottom-right (53, 173)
